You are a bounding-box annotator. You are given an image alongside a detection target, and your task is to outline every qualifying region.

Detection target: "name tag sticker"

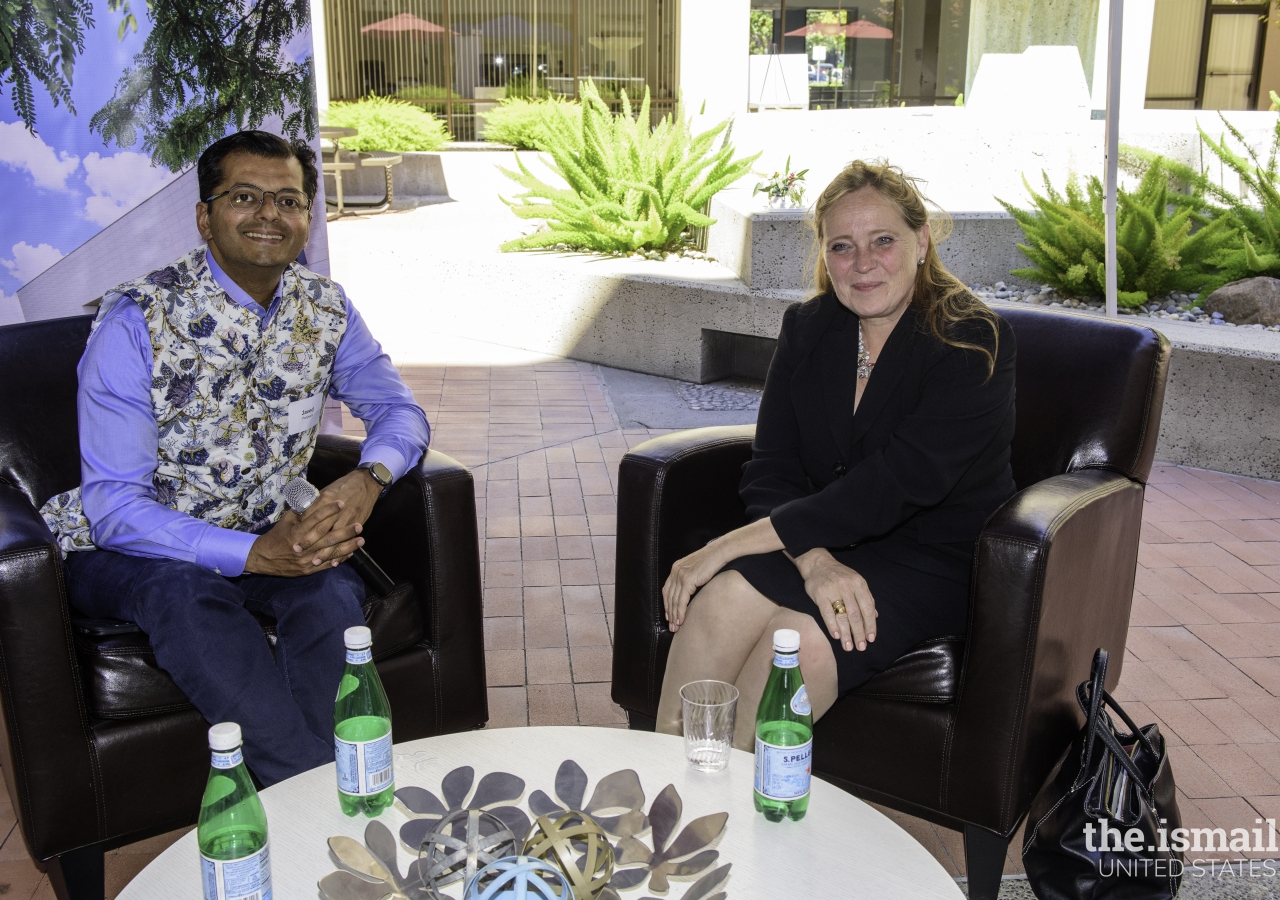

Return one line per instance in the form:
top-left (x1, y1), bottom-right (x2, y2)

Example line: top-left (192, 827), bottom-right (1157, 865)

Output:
top-left (287, 393), bottom-right (325, 434)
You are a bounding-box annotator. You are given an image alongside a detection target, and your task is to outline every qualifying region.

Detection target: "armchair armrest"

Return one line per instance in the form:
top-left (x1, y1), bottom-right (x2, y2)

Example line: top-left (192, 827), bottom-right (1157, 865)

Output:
top-left (309, 435), bottom-right (486, 733)
top-left (611, 426), bottom-right (755, 715)
top-left (946, 469), bottom-right (1145, 835)
top-left (0, 482), bottom-right (100, 860)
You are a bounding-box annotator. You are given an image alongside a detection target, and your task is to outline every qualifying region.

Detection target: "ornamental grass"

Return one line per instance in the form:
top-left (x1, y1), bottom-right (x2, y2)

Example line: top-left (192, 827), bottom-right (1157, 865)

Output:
top-left (499, 80), bottom-right (759, 255)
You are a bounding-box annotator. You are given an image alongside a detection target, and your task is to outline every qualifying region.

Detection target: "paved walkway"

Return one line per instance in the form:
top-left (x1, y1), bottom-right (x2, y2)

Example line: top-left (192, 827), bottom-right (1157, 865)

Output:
top-left (2, 350), bottom-right (1277, 898)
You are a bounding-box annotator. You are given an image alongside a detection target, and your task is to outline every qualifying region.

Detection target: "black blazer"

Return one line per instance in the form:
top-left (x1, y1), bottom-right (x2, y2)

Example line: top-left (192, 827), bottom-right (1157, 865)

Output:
top-left (743, 292), bottom-right (1017, 555)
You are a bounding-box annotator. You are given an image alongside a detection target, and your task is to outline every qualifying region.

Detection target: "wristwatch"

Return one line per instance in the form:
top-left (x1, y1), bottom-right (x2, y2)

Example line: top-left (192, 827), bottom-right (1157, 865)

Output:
top-left (359, 461), bottom-right (393, 490)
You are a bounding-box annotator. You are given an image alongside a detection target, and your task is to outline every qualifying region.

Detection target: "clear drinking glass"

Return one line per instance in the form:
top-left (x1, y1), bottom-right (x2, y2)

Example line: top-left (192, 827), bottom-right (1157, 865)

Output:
top-left (680, 680), bottom-right (739, 771)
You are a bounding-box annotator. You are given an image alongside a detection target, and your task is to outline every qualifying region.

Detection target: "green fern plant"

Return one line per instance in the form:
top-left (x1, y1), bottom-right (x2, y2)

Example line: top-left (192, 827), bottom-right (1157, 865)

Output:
top-left (480, 96), bottom-right (582, 150)
top-left (997, 162), bottom-right (1236, 307)
top-left (390, 84), bottom-right (450, 116)
top-left (499, 80), bottom-right (760, 254)
top-left (1124, 114), bottom-right (1280, 283)
top-left (323, 95), bottom-right (451, 152)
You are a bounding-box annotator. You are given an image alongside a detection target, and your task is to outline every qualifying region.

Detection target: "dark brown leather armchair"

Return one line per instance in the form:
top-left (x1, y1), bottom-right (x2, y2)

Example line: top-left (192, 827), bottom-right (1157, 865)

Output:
top-left (611, 306), bottom-right (1170, 900)
top-left (0, 315), bottom-right (488, 900)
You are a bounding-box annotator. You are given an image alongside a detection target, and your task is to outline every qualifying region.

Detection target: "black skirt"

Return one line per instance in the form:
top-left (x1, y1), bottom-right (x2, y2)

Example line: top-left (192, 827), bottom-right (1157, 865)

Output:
top-left (722, 530), bottom-right (974, 695)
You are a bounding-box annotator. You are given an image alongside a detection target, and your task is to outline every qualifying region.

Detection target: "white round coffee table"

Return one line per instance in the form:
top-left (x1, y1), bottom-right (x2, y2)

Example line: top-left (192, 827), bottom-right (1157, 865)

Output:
top-left (118, 726), bottom-right (963, 898)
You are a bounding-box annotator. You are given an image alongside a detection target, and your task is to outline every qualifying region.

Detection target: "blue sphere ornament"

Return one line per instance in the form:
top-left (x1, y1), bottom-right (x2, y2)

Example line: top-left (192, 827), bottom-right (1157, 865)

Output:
top-left (463, 855), bottom-right (569, 899)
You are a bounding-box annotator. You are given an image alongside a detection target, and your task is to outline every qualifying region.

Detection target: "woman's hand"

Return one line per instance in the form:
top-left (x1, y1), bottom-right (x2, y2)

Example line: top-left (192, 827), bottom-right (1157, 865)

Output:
top-left (796, 550), bottom-right (877, 652)
top-left (662, 543), bottom-right (726, 632)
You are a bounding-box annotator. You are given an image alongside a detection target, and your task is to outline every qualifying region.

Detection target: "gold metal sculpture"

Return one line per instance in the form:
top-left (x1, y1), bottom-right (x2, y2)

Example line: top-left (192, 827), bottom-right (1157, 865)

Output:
top-left (522, 811), bottom-right (614, 900)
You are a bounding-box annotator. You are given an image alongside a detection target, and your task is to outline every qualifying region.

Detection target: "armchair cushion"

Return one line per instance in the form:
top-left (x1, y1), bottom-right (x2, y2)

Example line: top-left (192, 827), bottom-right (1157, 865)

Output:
top-left (71, 581), bottom-right (422, 719)
top-left (854, 636), bottom-right (963, 703)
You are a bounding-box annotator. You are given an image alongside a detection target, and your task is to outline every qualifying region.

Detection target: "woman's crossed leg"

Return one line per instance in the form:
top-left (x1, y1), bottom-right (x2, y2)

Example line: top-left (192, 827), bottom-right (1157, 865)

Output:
top-left (656, 570), bottom-right (839, 751)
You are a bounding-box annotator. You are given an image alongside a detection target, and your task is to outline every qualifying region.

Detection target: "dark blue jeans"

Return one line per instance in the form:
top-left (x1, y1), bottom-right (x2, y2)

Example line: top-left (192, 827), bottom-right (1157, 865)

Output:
top-left (65, 550), bottom-right (365, 786)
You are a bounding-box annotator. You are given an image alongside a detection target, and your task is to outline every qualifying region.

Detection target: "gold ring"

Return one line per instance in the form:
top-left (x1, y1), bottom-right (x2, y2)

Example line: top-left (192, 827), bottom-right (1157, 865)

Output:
top-left (831, 599), bottom-right (848, 616)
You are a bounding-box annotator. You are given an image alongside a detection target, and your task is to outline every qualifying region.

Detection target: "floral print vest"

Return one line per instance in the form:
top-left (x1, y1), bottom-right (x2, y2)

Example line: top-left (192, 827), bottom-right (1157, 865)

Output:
top-left (40, 246), bottom-right (348, 555)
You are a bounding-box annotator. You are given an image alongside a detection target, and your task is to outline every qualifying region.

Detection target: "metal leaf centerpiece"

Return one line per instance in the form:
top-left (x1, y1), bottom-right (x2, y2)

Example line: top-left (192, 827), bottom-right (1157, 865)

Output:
top-left (399, 766), bottom-right (530, 850)
top-left (321, 820), bottom-right (422, 900)
top-left (319, 758), bottom-right (732, 900)
top-left (643, 863), bottom-right (732, 900)
top-left (528, 760), bottom-right (649, 839)
top-left (609, 784), bottom-right (727, 894)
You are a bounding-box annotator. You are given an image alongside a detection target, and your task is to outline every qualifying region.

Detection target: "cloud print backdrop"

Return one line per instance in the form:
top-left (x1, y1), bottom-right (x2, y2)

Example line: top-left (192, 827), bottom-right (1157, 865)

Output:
top-left (0, 0), bottom-right (325, 324)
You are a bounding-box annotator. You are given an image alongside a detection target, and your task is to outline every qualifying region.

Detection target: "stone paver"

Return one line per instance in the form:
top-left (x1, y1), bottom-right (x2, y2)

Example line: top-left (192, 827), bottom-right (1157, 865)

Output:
top-left (345, 358), bottom-right (661, 736)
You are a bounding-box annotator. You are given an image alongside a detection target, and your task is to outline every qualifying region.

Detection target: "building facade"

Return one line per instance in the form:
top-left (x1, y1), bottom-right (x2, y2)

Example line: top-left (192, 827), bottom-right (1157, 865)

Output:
top-left (311, 0), bottom-right (1280, 137)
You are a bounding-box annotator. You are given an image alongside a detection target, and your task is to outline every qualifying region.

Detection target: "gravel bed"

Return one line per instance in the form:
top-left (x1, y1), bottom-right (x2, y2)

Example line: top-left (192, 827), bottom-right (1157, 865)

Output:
top-left (969, 283), bottom-right (1280, 331)
top-left (675, 378), bottom-right (763, 411)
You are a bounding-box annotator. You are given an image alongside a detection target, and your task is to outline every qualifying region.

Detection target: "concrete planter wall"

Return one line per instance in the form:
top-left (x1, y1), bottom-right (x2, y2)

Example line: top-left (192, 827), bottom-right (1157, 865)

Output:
top-left (324, 151), bottom-right (449, 202)
top-left (706, 190), bottom-right (1034, 292)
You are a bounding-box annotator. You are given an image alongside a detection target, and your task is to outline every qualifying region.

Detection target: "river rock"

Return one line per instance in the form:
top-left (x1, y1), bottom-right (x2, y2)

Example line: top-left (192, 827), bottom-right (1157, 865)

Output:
top-left (1204, 277), bottom-right (1280, 326)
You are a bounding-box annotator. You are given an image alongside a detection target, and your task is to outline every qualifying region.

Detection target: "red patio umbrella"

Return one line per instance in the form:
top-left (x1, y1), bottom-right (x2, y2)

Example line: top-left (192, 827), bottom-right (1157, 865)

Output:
top-left (844, 20), bottom-right (893, 39)
top-left (361, 12), bottom-right (450, 37)
top-left (783, 21), bottom-right (845, 37)
top-left (783, 20), bottom-right (893, 39)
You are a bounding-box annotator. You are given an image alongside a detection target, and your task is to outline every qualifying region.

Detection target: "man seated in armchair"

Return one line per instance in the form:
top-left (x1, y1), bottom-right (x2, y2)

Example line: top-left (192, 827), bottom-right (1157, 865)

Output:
top-left (38, 130), bottom-right (430, 786)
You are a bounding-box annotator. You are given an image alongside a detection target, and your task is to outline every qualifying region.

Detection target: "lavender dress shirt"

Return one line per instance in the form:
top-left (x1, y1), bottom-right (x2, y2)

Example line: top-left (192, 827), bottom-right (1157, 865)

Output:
top-left (76, 249), bottom-right (430, 576)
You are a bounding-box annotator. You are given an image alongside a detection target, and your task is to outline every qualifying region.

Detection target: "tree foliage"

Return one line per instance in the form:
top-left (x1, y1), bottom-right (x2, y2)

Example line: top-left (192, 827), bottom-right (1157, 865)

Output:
top-left (90, 0), bottom-right (315, 171)
top-left (1124, 114), bottom-right (1280, 284)
top-left (0, 0), bottom-right (93, 132)
top-left (480, 96), bottom-right (581, 150)
top-left (998, 163), bottom-right (1237, 306)
top-left (500, 80), bottom-right (759, 254)
top-left (323, 95), bottom-right (449, 152)
top-left (749, 10), bottom-right (772, 54)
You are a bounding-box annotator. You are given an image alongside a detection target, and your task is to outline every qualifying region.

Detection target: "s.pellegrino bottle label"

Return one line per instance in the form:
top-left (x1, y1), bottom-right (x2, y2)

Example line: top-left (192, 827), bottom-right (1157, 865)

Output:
top-left (790, 684), bottom-right (811, 716)
top-left (335, 731), bottom-right (393, 795)
top-left (201, 843), bottom-right (272, 900)
top-left (754, 735), bottom-right (813, 801)
top-left (211, 748), bottom-right (243, 770)
top-left (346, 647), bottom-right (373, 665)
top-left (773, 650), bottom-right (799, 668)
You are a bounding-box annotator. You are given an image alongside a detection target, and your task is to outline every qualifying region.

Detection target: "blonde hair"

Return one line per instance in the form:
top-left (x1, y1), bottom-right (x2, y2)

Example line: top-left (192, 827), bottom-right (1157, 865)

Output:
top-left (809, 159), bottom-right (999, 376)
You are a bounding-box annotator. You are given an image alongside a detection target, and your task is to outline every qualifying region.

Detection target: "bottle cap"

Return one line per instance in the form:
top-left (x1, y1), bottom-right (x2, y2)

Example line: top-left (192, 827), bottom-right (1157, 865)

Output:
top-left (209, 722), bottom-right (242, 752)
top-left (344, 625), bottom-right (373, 651)
top-left (773, 628), bottom-right (800, 653)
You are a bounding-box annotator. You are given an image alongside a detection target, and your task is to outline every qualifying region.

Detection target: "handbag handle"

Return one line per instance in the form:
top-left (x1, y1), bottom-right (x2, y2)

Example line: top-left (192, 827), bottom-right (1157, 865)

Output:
top-left (1075, 648), bottom-right (1160, 792)
top-left (1077, 649), bottom-right (1110, 782)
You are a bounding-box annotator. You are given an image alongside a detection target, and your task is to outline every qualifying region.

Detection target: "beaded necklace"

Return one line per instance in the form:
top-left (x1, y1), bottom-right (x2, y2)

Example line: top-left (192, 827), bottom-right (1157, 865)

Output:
top-left (857, 322), bottom-right (875, 380)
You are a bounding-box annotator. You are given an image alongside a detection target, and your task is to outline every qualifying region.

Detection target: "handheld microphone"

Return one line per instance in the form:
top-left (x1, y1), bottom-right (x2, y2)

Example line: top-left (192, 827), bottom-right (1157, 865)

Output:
top-left (282, 477), bottom-right (396, 595)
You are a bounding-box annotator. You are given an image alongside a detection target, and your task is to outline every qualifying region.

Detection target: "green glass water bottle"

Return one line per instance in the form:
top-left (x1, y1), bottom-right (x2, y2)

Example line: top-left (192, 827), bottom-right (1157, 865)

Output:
top-left (198, 722), bottom-right (272, 900)
top-left (753, 628), bottom-right (813, 822)
top-left (334, 625), bottom-right (395, 817)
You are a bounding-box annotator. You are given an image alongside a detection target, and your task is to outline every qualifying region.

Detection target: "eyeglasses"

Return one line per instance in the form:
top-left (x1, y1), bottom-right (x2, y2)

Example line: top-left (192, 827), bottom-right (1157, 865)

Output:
top-left (204, 184), bottom-right (311, 217)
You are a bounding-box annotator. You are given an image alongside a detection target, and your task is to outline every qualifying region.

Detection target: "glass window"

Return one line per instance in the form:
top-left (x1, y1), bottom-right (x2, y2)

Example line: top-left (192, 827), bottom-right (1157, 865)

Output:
top-left (748, 0), bottom-right (965, 109)
top-left (323, 0), bottom-right (677, 140)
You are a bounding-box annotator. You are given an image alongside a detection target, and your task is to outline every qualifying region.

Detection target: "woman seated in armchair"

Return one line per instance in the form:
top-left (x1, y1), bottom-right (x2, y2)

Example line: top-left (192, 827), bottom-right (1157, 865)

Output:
top-left (656, 160), bottom-right (1017, 749)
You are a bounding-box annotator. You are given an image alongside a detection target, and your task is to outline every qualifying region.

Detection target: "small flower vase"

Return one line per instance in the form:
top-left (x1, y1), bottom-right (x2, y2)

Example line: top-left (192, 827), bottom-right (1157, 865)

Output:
top-left (767, 194), bottom-right (788, 209)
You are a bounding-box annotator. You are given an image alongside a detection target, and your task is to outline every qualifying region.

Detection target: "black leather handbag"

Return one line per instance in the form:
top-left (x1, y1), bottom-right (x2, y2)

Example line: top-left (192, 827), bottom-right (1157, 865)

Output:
top-left (1022, 648), bottom-right (1183, 900)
